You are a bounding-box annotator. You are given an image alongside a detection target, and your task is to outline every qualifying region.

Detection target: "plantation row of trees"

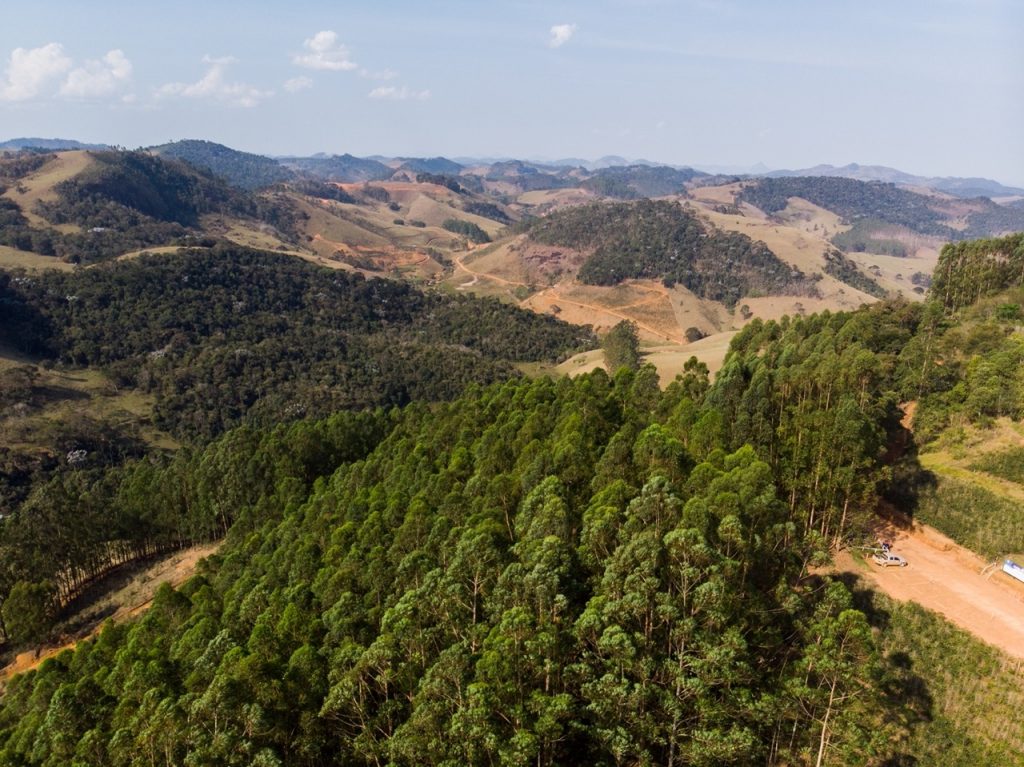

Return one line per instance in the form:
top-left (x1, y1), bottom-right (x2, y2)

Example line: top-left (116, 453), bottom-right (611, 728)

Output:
top-left (525, 200), bottom-right (813, 306)
top-left (930, 233), bottom-right (1024, 309)
top-left (0, 362), bottom-right (925, 765)
top-left (0, 410), bottom-right (390, 645)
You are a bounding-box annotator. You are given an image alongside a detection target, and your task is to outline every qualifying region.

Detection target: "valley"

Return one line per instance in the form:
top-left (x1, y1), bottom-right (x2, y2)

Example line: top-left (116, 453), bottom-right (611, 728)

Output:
top-left (2, 138), bottom-right (1024, 766)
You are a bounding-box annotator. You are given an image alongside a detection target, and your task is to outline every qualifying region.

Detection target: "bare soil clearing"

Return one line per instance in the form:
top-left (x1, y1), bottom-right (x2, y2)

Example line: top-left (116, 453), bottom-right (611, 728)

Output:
top-left (836, 521), bottom-right (1024, 660)
top-left (1, 542), bottom-right (220, 683)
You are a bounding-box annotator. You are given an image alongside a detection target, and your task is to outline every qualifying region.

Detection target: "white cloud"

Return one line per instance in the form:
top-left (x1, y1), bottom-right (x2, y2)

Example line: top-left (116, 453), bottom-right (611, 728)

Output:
top-left (359, 68), bottom-right (398, 81)
top-left (368, 85), bottom-right (430, 101)
top-left (548, 23), bottom-right (577, 48)
top-left (60, 49), bottom-right (132, 99)
top-left (293, 30), bottom-right (357, 71)
top-left (157, 56), bottom-right (272, 108)
top-left (284, 76), bottom-right (313, 92)
top-left (0, 43), bottom-right (72, 101)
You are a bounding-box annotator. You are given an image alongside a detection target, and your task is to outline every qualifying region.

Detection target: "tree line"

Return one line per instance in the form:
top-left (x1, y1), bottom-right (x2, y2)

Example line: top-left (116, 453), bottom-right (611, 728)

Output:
top-left (0, 366), bottom-right (922, 766)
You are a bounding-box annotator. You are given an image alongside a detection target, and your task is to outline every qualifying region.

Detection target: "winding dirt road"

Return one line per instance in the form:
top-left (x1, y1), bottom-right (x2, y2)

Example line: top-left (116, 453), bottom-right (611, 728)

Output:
top-left (837, 522), bottom-right (1024, 659)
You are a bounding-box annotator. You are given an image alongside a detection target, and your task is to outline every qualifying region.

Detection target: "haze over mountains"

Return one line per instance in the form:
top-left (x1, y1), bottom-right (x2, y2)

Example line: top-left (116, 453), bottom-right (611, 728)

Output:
top-left (4, 137), bottom-right (1024, 359)
top-left (4, 137), bottom-right (1023, 198)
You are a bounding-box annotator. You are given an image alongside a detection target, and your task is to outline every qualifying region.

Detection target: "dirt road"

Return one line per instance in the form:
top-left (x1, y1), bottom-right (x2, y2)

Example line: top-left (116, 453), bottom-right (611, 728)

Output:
top-left (1, 542), bottom-right (221, 682)
top-left (837, 522), bottom-right (1024, 659)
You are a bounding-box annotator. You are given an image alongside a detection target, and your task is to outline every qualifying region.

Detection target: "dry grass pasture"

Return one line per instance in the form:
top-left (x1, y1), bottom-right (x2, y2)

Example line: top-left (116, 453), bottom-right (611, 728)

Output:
top-left (1, 151), bottom-right (94, 232)
top-left (0, 245), bottom-right (74, 272)
top-left (554, 329), bottom-right (738, 386)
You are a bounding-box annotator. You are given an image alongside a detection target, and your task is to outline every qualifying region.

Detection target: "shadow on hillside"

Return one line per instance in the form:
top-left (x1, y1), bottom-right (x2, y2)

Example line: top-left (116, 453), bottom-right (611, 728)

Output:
top-left (834, 571), bottom-right (935, 766)
top-left (882, 428), bottom-right (938, 525)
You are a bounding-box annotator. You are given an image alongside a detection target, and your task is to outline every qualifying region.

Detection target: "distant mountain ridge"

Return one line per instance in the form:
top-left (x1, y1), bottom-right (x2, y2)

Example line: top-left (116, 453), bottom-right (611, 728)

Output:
top-left (0, 137), bottom-right (109, 151)
top-left (765, 162), bottom-right (1024, 198)
top-left (280, 153), bottom-right (392, 183)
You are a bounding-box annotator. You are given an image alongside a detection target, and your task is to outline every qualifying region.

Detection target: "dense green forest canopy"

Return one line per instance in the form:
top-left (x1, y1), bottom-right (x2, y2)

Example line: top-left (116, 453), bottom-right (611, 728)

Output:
top-left (151, 140), bottom-right (294, 191)
top-left (4, 232), bottom-right (1024, 765)
top-left (526, 199), bottom-right (811, 306)
top-left (0, 356), bottom-right (927, 766)
top-left (0, 246), bottom-right (594, 441)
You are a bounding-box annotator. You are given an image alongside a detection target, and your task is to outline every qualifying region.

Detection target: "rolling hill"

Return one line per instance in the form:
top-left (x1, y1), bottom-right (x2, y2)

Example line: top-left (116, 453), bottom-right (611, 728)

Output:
top-left (279, 153), bottom-right (392, 183)
top-left (4, 143), bottom-right (1023, 387)
top-left (151, 140), bottom-right (294, 190)
top-left (766, 162), bottom-right (1024, 198)
top-left (0, 138), bottom-right (108, 151)
top-left (6, 234), bottom-right (1024, 764)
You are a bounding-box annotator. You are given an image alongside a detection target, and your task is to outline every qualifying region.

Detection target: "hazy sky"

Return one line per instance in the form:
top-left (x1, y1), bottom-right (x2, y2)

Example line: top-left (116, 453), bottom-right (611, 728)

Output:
top-left (2, 0), bottom-right (1021, 184)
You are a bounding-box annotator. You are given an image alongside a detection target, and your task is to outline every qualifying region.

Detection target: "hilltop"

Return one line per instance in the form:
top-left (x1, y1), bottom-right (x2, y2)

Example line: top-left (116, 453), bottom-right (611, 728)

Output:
top-left (150, 140), bottom-right (294, 190)
top-left (0, 138), bottom-right (108, 151)
top-left (3, 142), bottom-right (1023, 383)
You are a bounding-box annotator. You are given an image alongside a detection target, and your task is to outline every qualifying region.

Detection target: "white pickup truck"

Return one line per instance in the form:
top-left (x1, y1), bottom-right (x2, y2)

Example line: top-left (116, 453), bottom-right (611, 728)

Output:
top-left (872, 552), bottom-right (908, 567)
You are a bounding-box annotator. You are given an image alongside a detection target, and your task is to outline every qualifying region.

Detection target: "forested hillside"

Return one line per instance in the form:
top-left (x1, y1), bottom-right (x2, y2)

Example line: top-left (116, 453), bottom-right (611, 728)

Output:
top-left (738, 177), bottom-right (954, 237)
top-left (281, 154), bottom-right (392, 183)
top-left (737, 176), bottom-right (1024, 242)
top-left (0, 246), bottom-right (593, 441)
top-left (1, 150), bottom-right (301, 264)
top-left (0, 360), bottom-right (923, 766)
top-left (4, 232), bottom-right (1024, 765)
top-left (526, 199), bottom-right (811, 305)
top-left (152, 140), bottom-right (294, 191)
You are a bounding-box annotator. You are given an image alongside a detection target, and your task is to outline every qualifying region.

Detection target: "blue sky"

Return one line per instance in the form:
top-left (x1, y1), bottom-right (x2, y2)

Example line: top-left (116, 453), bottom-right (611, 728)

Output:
top-left (1, 0), bottom-right (1021, 184)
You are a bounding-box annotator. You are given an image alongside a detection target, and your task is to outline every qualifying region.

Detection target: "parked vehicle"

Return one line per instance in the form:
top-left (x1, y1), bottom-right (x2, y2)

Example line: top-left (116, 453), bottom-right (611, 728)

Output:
top-left (873, 552), bottom-right (908, 567)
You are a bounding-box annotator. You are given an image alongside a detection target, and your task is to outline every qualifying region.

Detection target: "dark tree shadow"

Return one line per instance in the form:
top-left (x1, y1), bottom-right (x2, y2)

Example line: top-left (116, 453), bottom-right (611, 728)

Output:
top-left (835, 573), bottom-right (935, 765)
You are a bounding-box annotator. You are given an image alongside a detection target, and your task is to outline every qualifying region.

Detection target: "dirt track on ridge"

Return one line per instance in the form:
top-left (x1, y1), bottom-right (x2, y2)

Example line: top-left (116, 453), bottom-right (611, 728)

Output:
top-left (836, 522), bottom-right (1024, 659)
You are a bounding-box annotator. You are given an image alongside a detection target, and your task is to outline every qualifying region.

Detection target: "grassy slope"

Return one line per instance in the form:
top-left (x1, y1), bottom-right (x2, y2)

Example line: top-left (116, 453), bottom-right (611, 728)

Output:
top-left (0, 351), bottom-right (177, 452)
top-left (869, 591), bottom-right (1024, 764)
top-left (0, 246), bottom-right (74, 272)
top-left (916, 419), bottom-right (1024, 560)
top-left (1, 151), bottom-right (93, 232)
